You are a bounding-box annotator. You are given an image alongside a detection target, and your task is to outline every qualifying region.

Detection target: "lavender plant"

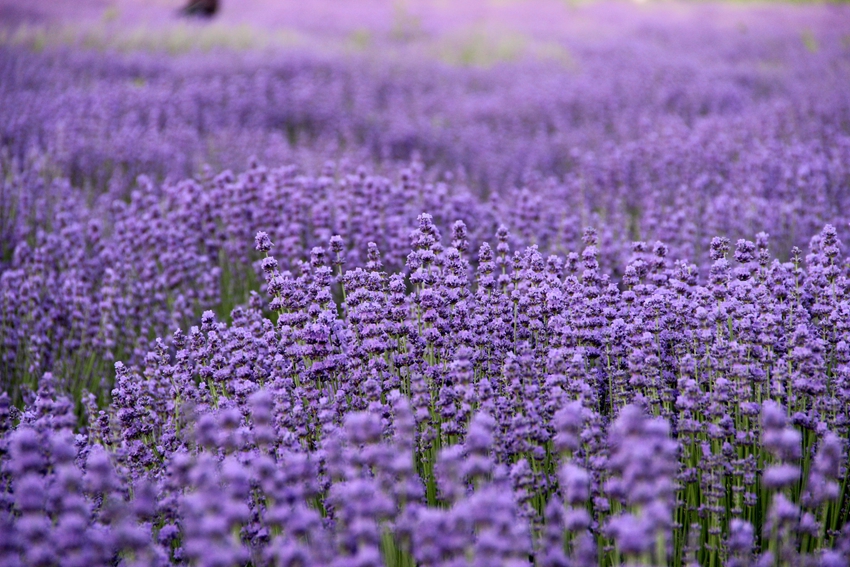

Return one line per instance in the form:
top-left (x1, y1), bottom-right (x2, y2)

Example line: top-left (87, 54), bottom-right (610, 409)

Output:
top-left (3, 215), bottom-right (849, 566)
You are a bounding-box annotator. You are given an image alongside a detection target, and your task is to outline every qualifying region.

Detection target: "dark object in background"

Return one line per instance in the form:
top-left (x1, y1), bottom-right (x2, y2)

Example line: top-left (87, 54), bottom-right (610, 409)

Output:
top-left (181, 0), bottom-right (218, 17)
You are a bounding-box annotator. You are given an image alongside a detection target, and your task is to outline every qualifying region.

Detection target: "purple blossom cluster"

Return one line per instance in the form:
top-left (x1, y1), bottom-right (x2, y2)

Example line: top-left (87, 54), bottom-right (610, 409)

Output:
top-left (4, 154), bottom-right (850, 406)
top-left (4, 215), bottom-right (850, 566)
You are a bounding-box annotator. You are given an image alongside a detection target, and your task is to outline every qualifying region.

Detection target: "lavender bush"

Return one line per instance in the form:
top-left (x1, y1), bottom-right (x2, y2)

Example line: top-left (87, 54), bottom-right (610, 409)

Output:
top-left (2, 1), bottom-right (850, 565)
top-left (3, 213), bottom-right (850, 566)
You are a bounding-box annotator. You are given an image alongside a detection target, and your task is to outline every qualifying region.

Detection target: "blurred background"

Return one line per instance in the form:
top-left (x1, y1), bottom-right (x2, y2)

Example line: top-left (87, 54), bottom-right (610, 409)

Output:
top-left (1, 0), bottom-right (845, 58)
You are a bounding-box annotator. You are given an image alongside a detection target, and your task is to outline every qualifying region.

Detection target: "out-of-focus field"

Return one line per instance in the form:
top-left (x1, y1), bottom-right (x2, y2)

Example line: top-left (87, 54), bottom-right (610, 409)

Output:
top-left (2, 0), bottom-right (848, 190)
top-left (1, 0), bottom-right (846, 59)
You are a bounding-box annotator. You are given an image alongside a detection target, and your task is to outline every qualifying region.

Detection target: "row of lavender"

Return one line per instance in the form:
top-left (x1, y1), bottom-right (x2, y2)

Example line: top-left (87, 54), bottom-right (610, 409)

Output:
top-left (4, 155), bottom-right (850, 406)
top-left (2, 213), bottom-right (850, 565)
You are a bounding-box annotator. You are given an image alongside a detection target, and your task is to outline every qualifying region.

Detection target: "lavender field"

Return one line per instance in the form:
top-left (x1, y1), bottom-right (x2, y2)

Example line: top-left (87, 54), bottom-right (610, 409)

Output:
top-left (2, 1), bottom-right (850, 565)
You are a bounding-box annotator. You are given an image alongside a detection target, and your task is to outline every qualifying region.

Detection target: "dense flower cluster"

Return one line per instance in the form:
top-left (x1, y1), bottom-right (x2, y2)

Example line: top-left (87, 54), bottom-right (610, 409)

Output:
top-left (5, 154), bottom-right (850, 405)
top-left (3, 215), bottom-right (850, 565)
top-left (3, 2), bottom-right (850, 565)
